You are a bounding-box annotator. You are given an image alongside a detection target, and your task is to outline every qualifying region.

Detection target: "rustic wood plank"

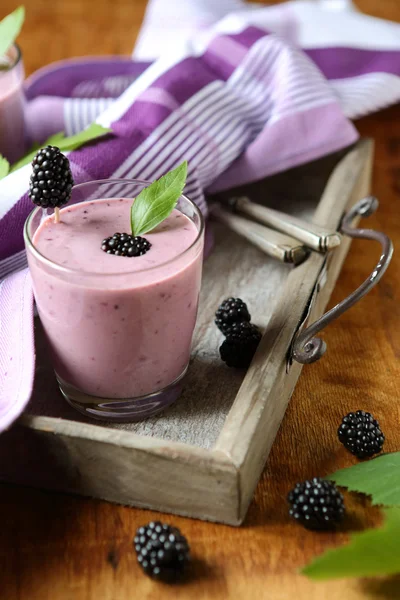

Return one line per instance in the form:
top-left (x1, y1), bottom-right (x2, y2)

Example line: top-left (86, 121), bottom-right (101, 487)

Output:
top-left (215, 141), bottom-right (373, 520)
top-left (0, 421), bottom-right (241, 524)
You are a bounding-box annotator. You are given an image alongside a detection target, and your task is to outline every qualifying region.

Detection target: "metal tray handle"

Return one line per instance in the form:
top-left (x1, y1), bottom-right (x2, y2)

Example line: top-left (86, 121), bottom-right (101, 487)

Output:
top-left (292, 196), bottom-right (394, 364)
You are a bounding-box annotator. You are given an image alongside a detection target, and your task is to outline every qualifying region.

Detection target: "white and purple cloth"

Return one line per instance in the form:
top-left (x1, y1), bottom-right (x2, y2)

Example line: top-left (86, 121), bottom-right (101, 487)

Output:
top-left (1, 0), bottom-right (400, 430)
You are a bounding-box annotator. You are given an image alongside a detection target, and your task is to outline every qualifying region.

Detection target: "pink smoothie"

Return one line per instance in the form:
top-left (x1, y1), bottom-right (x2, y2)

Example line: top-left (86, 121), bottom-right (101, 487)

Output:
top-left (29, 199), bottom-right (203, 399)
top-left (0, 46), bottom-right (26, 163)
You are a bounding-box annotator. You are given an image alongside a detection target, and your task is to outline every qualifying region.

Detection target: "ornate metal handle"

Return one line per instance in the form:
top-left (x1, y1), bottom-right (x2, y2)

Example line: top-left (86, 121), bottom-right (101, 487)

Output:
top-left (292, 196), bottom-right (394, 364)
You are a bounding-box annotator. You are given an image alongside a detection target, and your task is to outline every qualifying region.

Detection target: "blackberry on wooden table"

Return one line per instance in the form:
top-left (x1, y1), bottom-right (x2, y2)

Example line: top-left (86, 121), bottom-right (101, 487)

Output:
top-left (338, 410), bottom-right (385, 458)
top-left (288, 477), bottom-right (345, 531)
top-left (134, 521), bottom-right (190, 581)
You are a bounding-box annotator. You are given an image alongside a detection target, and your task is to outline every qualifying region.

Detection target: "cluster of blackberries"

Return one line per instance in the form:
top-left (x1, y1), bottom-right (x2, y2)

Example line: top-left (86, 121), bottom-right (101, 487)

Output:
top-left (288, 410), bottom-right (385, 530)
top-left (215, 298), bottom-right (261, 368)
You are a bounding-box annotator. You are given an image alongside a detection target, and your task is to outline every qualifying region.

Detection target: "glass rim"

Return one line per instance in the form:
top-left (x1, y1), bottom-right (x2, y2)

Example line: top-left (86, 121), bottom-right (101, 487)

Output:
top-left (0, 43), bottom-right (22, 72)
top-left (24, 178), bottom-right (205, 278)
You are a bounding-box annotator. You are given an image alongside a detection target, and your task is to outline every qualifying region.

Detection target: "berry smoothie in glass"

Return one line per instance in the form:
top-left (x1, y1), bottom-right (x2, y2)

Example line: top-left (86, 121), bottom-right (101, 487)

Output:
top-left (0, 43), bottom-right (26, 163)
top-left (24, 153), bottom-right (204, 421)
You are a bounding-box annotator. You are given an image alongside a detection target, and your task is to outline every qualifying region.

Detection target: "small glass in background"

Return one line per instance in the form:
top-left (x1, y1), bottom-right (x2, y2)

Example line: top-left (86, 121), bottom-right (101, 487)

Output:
top-left (0, 44), bottom-right (26, 163)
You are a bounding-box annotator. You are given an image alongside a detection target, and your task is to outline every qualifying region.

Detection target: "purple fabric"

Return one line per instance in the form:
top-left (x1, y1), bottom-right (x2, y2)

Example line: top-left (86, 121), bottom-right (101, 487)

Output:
top-left (227, 25), bottom-right (267, 50)
top-left (0, 270), bottom-right (34, 430)
top-left (25, 58), bottom-right (151, 99)
top-left (0, 196), bottom-right (31, 261)
top-left (114, 98), bottom-right (174, 137)
top-left (151, 57), bottom-right (225, 105)
top-left (209, 102), bottom-right (357, 192)
top-left (202, 42), bottom-right (240, 80)
top-left (305, 47), bottom-right (400, 80)
top-left (138, 87), bottom-right (180, 111)
top-left (24, 97), bottom-right (65, 142)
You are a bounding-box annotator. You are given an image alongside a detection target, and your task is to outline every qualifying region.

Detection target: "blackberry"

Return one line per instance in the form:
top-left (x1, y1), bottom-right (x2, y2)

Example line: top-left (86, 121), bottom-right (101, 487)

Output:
top-left (219, 321), bottom-right (261, 368)
top-left (338, 410), bottom-right (385, 458)
top-left (29, 146), bottom-right (74, 208)
top-left (288, 477), bottom-right (345, 531)
top-left (102, 233), bottom-right (151, 257)
top-left (215, 297), bottom-right (251, 334)
top-left (134, 521), bottom-right (190, 581)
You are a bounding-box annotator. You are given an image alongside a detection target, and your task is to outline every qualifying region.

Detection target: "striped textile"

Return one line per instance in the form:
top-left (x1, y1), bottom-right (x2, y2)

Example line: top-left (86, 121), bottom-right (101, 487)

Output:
top-left (1, 24), bottom-right (361, 266)
top-left (0, 0), bottom-right (399, 430)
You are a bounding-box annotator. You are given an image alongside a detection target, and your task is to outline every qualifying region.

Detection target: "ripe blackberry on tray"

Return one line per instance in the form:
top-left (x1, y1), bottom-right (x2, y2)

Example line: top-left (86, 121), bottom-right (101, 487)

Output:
top-left (134, 521), bottom-right (190, 581)
top-left (102, 233), bottom-right (152, 257)
top-left (338, 410), bottom-right (385, 458)
top-left (288, 477), bottom-right (345, 531)
top-left (219, 321), bottom-right (261, 368)
top-left (215, 297), bottom-right (251, 334)
top-left (29, 146), bottom-right (74, 208)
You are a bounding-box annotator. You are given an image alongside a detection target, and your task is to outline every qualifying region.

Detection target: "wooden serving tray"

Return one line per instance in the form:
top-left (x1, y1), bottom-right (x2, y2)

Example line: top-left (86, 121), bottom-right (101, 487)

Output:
top-left (0, 140), bottom-right (372, 525)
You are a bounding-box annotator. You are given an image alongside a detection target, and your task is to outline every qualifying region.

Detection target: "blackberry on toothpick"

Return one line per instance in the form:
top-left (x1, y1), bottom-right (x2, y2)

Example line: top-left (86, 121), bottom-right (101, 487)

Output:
top-left (29, 146), bottom-right (74, 223)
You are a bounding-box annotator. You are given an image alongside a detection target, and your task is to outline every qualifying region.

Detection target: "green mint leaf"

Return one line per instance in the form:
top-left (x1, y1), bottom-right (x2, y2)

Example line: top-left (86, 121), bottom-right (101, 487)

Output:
top-left (0, 6), bottom-right (25, 59)
top-left (327, 452), bottom-right (400, 507)
top-left (44, 131), bottom-right (66, 145)
top-left (302, 508), bottom-right (400, 580)
top-left (0, 155), bottom-right (10, 180)
top-left (54, 123), bottom-right (111, 152)
top-left (130, 161), bottom-right (188, 236)
top-left (10, 123), bottom-right (111, 172)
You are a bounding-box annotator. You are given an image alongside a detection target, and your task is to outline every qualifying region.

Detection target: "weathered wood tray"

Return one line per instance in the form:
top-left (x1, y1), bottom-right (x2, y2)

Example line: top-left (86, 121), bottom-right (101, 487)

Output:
top-left (0, 140), bottom-right (373, 525)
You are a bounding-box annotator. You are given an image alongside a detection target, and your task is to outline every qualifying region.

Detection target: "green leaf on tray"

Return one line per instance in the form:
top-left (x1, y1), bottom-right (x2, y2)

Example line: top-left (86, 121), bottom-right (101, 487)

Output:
top-left (327, 452), bottom-right (400, 507)
top-left (130, 161), bottom-right (188, 236)
top-left (10, 123), bottom-right (111, 172)
top-left (0, 6), bottom-right (25, 60)
top-left (0, 155), bottom-right (10, 180)
top-left (302, 508), bottom-right (400, 580)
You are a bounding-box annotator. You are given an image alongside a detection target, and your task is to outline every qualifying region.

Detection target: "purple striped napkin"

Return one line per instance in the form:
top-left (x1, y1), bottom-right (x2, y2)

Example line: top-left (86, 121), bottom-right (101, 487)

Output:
top-left (1, 0), bottom-right (400, 431)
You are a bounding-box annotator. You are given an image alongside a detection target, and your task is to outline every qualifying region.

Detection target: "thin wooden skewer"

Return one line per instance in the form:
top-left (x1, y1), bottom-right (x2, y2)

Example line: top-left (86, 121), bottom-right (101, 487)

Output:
top-left (54, 207), bottom-right (60, 223)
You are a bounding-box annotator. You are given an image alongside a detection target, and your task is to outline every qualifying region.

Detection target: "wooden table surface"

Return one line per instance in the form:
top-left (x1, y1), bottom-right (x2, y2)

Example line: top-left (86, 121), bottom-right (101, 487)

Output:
top-left (1, 1), bottom-right (399, 598)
